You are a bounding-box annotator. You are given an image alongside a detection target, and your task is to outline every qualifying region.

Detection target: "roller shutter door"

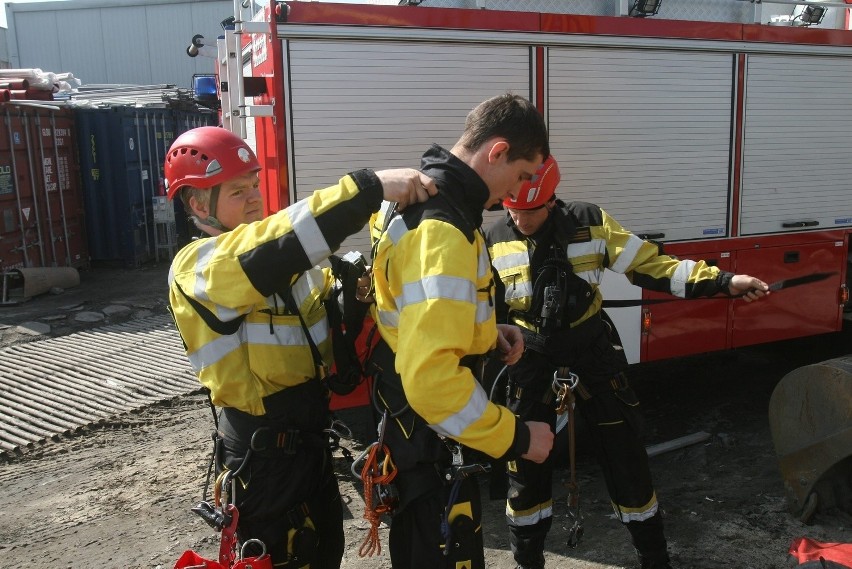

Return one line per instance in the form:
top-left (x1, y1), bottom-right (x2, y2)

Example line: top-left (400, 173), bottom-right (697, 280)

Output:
top-left (285, 39), bottom-right (531, 257)
top-left (547, 47), bottom-right (734, 242)
top-left (740, 54), bottom-right (852, 235)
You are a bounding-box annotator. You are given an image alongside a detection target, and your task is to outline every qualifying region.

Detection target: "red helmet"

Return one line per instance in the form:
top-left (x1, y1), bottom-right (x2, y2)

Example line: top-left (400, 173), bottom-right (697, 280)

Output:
top-left (164, 126), bottom-right (260, 200)
top-left (503, 155), bottom-right (560, 210)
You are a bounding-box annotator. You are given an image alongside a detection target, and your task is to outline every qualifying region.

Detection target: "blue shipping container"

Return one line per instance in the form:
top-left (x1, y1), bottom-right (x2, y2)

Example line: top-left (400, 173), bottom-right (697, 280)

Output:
top-left (75, 106), bottom-right (214, 267)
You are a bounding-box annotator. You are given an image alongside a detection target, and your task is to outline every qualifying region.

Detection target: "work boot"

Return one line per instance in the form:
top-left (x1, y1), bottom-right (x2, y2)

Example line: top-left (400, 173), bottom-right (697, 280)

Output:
top-left (514, 556), bottom-right (545, 569)
top-left (637, 549), bottom-right (673, 569)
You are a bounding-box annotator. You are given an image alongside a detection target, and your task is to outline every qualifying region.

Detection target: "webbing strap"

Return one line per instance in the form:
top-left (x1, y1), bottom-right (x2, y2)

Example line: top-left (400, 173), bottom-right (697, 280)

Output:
top-left (556, 366), bottom-right (583, 547)
top-left (175, 282), bottom-right (247, 336)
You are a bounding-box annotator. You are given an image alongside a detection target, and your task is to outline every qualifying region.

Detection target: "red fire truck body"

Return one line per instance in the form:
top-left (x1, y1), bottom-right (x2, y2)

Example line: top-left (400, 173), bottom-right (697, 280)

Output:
top-left (217, 0), bottom-right (851, 369)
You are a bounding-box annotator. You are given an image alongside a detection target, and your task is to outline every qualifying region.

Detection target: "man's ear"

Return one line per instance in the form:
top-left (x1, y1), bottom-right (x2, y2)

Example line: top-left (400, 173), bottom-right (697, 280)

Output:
top-left (188, 194), bottom-right (209, 218)
top-left (487, 139), bottom-right (510, 164)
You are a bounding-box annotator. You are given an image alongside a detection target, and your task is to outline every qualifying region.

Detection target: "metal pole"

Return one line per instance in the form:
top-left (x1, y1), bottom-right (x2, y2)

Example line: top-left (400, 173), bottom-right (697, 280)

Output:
top-left (5, 108), bottom-right (31, 267)
top-left (135, 111), bottom-right (156, 262)
top-left (21, 111), bottom-right (46, 266)
top-left (144, 112), bottom-right (157, 261)
top-left (49, 110), bottom-right (72, 266)
top-left (34, 113), bottom-right (58, 266)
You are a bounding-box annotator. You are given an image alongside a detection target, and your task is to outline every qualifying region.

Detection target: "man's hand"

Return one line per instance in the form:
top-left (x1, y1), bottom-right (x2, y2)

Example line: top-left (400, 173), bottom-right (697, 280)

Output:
top-left (521, 421), bottom-right (554, 464)
top-left (496, 324), bottom-right (524, 365)
top-left (729, 274), bottom-right (770, 302)
top-left (375, 168), bottom-right (437, 210)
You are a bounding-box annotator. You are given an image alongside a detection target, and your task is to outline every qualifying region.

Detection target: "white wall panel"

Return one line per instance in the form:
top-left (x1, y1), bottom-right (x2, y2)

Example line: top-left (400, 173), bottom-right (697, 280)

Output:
top-left (7, 0), bottom-right (232, 87)
top-left (9, 11), bottom-right (64, 74)
top-left (548, 47), bottom-right (735, 242)
top-left (102, 7), bottom-right (151, 85)
top-left (740, 54), bottom-right (852, 235)
top-left (285, 39), bottom-right (530, 257)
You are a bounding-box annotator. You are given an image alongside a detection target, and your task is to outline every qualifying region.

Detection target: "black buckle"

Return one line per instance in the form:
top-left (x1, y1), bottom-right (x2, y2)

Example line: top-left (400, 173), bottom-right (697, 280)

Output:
top-left (250, 427), bottom-right (300, 455)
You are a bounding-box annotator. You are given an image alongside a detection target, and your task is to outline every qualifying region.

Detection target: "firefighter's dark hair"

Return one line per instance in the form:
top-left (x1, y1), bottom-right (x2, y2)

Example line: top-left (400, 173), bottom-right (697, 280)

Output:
top-left (458, 93), bottom-right (549, 162)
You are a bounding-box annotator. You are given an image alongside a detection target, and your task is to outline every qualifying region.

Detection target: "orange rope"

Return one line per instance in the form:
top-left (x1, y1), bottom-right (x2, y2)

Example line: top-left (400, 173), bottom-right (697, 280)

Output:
top-left (358, 443), bottom-right (397, 558)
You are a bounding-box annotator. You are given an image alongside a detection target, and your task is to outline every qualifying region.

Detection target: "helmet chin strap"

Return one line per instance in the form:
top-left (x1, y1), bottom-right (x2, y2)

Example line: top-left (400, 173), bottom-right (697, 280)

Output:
top-left (196, 185), bottom-right (232, 232)
top-left (196, 215), bottom-right (229, 232)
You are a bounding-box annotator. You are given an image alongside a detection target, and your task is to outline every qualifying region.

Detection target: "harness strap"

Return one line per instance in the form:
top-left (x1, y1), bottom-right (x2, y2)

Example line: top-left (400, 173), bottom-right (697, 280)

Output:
top-left (249, 427), bottom-right (328, 456)
top-left (175, 282), bottom-right (247, 336)
top-left (556, 366), bottom-right (584, 549)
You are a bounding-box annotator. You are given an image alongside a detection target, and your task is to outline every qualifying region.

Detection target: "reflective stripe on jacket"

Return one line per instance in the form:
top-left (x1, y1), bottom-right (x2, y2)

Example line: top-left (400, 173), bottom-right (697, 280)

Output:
top-left (169, 171), bottom-right (382, 415)
top-left (372, 202), bottom-right (519, 459)
top-left (487, 201), bottom-right (727, 331)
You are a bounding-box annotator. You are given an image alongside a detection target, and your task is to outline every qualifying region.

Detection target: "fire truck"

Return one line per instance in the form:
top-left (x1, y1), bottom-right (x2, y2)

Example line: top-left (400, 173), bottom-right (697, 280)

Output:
top-left (203, 0), bottom-right (850, 367)
top-left (190, 0), bottom-right (852, 518)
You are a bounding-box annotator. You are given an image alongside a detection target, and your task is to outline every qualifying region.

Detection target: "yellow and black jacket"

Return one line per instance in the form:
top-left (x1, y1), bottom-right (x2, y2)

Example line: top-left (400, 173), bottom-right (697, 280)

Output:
top-left (370, 145), bottom-right (530, 462)
top-left (168, 170), bottom-right (383, 416)
top-left (487, 200), bottom-right (733, 335)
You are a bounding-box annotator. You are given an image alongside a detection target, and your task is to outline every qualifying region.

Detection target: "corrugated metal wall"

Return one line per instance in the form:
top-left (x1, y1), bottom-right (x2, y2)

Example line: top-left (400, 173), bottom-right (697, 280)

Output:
top-left (5, 0), bottom-right (232, 87)
top-left (548, 47), bottom-right (734, 242)
top-left (285, 38), bottom-right (531, 256)
top-left (740, 54), bottom-right (852, 236)
top-left (0, 105), bottom-right (88, 271)
top-left (0, 28), bottom-right (10, 69)
top-left (75, 106), bottom-right (215, 267)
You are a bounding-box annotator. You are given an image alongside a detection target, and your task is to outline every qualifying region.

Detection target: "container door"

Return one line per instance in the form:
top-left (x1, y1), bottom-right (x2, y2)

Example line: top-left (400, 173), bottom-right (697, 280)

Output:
top-left (77, 108), bottom-right (122, 263)
top-left (119, 108), bottom-right (155, 267)
top-left (34, 108), bottom-right (88, 268)
top-left (1, 107), bottom-right (43, 269)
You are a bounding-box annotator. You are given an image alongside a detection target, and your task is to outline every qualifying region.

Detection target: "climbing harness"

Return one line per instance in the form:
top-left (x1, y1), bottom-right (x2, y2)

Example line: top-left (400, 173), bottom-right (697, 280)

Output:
top-left (553, 366), bottom-right (584, 549)
top-left (439, 442), bottom-right (491, 560)
top-left (174, 465), bottom-right (272, 569)
top-left (173, 502), bottom-right (272, 569)
top-left (353, 410), bottom-right (399, 558)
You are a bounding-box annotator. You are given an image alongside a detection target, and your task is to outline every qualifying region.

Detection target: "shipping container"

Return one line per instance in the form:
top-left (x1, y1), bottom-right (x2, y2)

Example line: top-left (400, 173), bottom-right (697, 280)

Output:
top-left (75, 106), bottom-right (215, 267)
top-left (0, 103), bottom-right (87, 272)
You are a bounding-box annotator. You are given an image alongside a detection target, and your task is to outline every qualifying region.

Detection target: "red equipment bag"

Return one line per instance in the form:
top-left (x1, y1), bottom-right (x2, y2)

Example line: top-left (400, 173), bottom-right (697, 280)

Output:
top-left (173, 504), bottom-right (272, 569)
top-left (789, 537), bottom-right (852, 568)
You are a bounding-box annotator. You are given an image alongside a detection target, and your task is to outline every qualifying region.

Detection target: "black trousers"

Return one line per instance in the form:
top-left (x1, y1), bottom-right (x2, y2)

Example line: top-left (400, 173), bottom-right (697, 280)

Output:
top-left (505, 343), bottom-right (668, 566)
top-left (389, 470), bottom-right (484, 569)
top-left (217, 384), bottom-right (344, 569)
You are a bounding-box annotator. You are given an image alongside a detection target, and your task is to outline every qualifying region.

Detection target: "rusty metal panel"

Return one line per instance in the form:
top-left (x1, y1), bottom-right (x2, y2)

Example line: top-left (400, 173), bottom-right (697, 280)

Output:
top-left (0, 105), bottom-right (87, 272)
top-left (36, 109), bottom-right (89, 269)
top-left (1, 105), bottom-right (43, 270)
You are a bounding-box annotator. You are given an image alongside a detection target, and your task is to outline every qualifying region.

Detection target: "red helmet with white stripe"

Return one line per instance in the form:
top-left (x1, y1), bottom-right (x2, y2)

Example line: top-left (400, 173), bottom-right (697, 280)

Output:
top-left (503, 155), bottom-right (560, 210)
top-left (164, 126), bottom-right (260, 200)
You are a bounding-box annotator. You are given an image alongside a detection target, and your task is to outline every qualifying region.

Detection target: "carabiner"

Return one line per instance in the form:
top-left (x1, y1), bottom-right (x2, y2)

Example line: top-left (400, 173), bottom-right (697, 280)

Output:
top-left (551, 368), bottom-right (579, 394)
top-left (350, 442), bottom-right (378, 479)
top-left (240, 538), bottom-right (267, 559)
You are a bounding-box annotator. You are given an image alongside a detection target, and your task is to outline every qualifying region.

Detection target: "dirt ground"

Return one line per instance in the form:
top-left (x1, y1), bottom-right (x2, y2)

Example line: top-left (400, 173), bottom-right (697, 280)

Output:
top-left (0, 262), bottom-right (850, 569)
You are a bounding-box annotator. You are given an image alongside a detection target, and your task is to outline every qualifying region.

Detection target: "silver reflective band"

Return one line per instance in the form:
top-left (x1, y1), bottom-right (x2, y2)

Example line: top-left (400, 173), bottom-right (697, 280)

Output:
top-left (290, 200), bottom-right (331, 266)
top-left (670, 259), bottom-right (697, 298)
top-left (431, 383), bottom-right (489, 438)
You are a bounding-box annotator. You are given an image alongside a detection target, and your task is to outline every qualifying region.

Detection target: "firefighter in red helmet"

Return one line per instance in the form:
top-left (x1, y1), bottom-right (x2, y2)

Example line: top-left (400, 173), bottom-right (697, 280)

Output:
top-left (165, 126), bottom-right (436, 567)
top-left (486, 155), bottom-right (769, 569)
